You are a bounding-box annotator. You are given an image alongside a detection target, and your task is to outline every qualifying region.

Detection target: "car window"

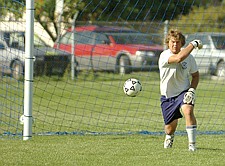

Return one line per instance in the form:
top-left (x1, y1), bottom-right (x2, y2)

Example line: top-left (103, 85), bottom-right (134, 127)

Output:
top-left (212, 36), bottom-right (225, 50)
top-left (77, 31), bottom-right (94, 44)
top-left (5, 32), bottom-right (25, 49)
top-left (3, 33), bottom-right (10, 46)
top-left (186, 34), bottom-right (210, 46)
top-left (185, 34), bottom-right (210, 47)
top-left (59, 32), bottom-right (72, 44)
top-left (186, 34), bottom-right (225, 50)
top-left (1, 32), bottom-right (46, 50)
top-left (94, 33), bottom-right (109, 44)
top-left (0, 42), bottom-right (5, 49)
top-left (108, 32), bottom-right (155, 45)
top-left (60, 31), bottom-right (95, 45)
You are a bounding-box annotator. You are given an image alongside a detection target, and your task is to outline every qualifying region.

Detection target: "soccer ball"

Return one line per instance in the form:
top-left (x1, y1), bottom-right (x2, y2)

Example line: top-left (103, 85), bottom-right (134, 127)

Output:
top-left (123, 78), bottom-right (142, 97)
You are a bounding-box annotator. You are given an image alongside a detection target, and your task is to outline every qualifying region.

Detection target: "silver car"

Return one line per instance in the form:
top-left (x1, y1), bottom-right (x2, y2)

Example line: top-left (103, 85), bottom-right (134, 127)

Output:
top-left (185, 32), bottom-right (225, 76)
top-left (0, 31), bottom-right (70, 79)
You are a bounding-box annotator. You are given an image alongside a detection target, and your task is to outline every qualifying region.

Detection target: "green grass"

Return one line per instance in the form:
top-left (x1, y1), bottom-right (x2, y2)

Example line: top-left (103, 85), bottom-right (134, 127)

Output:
top-left (1, 71), bottom-right (225, 134)
top-left (0, 134), bottom-right (225, 166)
top-left (1, 71), bottom-right (225, 165)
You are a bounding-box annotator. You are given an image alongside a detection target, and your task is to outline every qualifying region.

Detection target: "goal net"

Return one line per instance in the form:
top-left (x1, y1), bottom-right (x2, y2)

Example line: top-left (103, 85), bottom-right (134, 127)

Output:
top-left (0, 0), bottom-right (225, 139)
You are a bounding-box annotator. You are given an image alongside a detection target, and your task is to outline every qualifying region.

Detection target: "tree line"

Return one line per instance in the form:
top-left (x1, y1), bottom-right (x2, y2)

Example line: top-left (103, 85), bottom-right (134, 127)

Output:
top-left (0, 0), bottom-right (224, 42)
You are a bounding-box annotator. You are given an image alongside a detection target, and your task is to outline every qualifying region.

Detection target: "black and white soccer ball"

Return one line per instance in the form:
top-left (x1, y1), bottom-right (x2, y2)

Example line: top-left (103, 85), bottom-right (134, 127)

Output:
top-left (123, 78), bottom-right (142, 97)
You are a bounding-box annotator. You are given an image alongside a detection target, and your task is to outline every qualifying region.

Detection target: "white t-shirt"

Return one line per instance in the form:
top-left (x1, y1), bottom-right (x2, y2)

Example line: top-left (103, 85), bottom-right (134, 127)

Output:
top-left (158, 49), bottom-right (198, 98)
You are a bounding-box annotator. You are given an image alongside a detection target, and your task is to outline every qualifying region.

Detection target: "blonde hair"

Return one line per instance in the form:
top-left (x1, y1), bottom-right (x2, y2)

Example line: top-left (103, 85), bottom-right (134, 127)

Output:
top-left (165, 29), bottom-right (186, 47)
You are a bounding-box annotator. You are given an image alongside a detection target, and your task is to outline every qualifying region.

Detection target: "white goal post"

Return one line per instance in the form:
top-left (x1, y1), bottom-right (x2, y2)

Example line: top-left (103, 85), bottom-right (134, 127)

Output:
top-left (23, 0), bottom-right (34, 141)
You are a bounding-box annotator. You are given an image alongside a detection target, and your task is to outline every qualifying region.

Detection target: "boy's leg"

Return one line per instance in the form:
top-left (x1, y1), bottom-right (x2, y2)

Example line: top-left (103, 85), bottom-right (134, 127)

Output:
top-left (186, 125), bottom-right (197, 151)
top-left (164, 119), bottom-right (178, 148)
top-left (182, 104), bottom-right (197, 151)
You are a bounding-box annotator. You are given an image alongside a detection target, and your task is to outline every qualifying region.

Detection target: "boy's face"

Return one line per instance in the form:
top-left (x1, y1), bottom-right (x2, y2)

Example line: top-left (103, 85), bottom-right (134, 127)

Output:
top-left (168, 37), bottom-right (182, 54)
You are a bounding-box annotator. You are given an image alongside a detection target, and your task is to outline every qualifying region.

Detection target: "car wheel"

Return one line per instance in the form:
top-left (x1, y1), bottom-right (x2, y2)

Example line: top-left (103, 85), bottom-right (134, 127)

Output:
top-left (216, 61), bottom-right (225, 77)
top-left (11, 60), bottom-right (24, 80)
top-left (116, 55), bottom-right (131, 75)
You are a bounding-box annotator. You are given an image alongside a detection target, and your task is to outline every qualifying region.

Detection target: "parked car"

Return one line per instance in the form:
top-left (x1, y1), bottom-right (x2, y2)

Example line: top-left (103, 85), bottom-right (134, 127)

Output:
top-left (0, 31), bottom-right (70, 79)
top-left (185, 32), bottom-right (225, 76)
top-left (54, 25), bottom-right (164, 74)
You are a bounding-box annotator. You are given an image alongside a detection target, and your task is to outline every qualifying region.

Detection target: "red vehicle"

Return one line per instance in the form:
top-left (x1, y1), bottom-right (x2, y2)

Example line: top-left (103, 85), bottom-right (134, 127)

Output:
top-left (54, 25), bottom-right (164, 74)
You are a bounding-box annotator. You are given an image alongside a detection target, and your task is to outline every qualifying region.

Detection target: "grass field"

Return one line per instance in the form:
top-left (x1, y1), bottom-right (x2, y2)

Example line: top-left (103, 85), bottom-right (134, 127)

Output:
top-left (1, 134), bottom-right (225, 166)
top-left (0, 71), bottom-right (225, 165)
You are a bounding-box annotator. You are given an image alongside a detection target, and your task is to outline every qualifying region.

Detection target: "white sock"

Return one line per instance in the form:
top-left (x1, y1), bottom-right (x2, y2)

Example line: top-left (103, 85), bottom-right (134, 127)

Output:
top-left (186, 125), bottom-right (197, 144)
top-left (165, 134), bottom-right (174, 139)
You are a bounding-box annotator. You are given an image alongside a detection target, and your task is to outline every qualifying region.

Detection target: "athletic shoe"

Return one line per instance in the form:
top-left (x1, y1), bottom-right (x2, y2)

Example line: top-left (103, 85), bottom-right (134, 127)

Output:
top-left (189, 144), bottom-right (196, 152)
top-left (164, 134), bottom-right (174, 148)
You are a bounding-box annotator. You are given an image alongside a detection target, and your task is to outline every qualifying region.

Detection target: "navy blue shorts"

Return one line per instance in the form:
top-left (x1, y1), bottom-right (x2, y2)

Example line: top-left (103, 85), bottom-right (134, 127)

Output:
top-left (160, 90), bottom-right (188, 125)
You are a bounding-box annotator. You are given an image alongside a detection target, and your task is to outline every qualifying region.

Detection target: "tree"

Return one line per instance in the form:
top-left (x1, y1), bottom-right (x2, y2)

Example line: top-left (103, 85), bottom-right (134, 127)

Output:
top-left (170, 3), bottom-right (225, 33)
top-left (35, 0), bottom-right (199, 42)
top-left (0, 0), bottom-right (25, 20)
top-left (35, 0), bottom-right (86, 42)
top-left (76, 0), bottom-right (197, 22)
top-left (1, 0), bottom-right (223, 42)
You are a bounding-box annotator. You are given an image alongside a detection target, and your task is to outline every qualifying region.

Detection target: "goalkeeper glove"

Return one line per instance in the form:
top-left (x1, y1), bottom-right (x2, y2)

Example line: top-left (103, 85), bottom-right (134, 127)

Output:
top-left (183, 88), bottom-right (195, 105)
top-left (190, 40), bottom-right (203, 49)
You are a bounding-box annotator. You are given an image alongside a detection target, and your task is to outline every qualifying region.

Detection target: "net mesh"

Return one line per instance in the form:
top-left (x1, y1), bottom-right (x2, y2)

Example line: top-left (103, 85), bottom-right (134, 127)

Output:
top-left (0, 0), bottom-right (225, 139)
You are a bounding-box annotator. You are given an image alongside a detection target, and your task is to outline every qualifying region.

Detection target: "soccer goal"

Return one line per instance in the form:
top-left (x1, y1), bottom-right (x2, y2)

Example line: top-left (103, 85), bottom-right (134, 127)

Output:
top-left (0, 0), bottom-right (225, 140)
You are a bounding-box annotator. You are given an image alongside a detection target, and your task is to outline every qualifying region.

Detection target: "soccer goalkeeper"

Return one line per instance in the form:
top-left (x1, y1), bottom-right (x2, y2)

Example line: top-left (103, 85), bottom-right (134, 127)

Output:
top-left (158, 29), bottom-right (202, 151)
